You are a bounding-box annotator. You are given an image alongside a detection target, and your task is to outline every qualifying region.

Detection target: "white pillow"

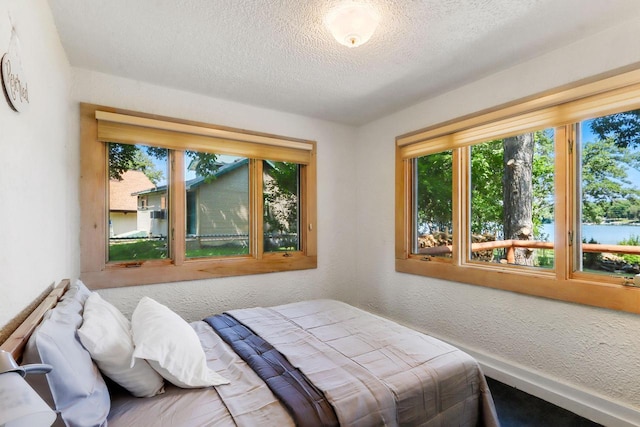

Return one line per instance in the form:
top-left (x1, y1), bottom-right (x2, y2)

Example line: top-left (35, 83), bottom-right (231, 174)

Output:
top-left (131, 297), bottom-right (229, 388)
top-left (78, 293), bottom-right (165, 397)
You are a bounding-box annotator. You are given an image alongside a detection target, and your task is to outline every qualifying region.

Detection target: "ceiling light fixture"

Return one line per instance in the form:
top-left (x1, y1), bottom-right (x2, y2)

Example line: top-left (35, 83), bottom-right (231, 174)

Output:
top-left (325, 2), bottom-right (380, 48)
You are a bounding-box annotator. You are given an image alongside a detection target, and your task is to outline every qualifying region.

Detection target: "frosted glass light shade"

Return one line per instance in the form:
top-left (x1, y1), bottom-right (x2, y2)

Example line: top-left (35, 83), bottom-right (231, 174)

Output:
top-left (325, 3), bottom-right (380, 48)
top-left (0, 372), bottom-right (56, 427)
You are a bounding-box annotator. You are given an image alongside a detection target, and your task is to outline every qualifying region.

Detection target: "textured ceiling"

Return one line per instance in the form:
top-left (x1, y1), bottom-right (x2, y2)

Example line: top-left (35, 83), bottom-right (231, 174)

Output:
top-left (48, 0), bottom-right (640, 125)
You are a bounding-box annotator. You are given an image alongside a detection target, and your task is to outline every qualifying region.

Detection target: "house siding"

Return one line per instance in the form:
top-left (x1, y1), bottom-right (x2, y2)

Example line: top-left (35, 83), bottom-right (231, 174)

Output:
top-left (195, 163), bottom-right (249, 238)
top-left (110, 212), bottom-right (137, 237)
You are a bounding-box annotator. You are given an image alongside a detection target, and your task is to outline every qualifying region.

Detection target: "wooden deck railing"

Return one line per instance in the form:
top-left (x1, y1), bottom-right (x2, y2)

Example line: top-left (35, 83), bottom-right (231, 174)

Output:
top-left (419, 240), bottom-right (640, 264)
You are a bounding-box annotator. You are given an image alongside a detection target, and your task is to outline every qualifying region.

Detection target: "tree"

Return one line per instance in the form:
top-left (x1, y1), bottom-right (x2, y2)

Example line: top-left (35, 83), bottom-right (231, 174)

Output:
top-left (109, 143), bottom-right (228, 185)
top-left (109, 143), bottom-right (164, 184)
top-left (470, 140), bottom-right (503, 235)
top-left (531, 130), bottom-right (555, 232)
top-left (590, 109), bottom-right (640, 148)
top-left (184, 151), bottom-right (220, 182)
top-left (581, 138), bottom-right (640, 223)
top-left (503, 133), bottom-right (535, 265)
top-left (416, 150), bottom-right (453, 233)
top-left (418, 134), bottom-right (552, 244)
top-left (263, 162), bottom-right (299, 250)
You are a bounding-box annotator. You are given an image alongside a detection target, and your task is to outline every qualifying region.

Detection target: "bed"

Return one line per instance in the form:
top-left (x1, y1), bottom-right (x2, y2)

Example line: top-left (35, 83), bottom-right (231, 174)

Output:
top-left (1, 280), bottom-right (499, 427)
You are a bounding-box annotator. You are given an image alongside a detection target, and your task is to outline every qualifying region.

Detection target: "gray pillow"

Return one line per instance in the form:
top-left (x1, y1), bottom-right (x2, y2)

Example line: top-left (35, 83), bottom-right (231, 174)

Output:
top-left (23, 280), bottom-right (110, 427)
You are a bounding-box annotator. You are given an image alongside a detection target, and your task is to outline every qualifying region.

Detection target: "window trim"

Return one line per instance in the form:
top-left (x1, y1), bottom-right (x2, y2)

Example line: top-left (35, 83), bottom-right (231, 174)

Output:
top-left (396, 68), bottom-right (640, 315)
top-left (80, 103), bottom-right (317, 289)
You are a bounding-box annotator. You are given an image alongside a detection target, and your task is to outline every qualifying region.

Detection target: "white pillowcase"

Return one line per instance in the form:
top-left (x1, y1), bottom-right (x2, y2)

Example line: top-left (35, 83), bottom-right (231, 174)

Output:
top-left (78, 293), bottom-right (165, 398)
top-left (131, 297), bottom-right (229, 388)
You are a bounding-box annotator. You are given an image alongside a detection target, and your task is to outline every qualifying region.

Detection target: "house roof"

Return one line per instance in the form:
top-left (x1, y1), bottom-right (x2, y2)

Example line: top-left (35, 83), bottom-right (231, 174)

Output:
top-left (109, 170), bottom-right (155, 211)
top-left (49, 1), bottom-right (640, 125)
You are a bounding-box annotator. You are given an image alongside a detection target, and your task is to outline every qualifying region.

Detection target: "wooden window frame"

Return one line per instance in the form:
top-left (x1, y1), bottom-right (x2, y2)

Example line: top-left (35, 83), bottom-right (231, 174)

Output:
top-left (80, 103), bottom-right (317, 289)
top-left (396, 68), bottom-right (640, 314)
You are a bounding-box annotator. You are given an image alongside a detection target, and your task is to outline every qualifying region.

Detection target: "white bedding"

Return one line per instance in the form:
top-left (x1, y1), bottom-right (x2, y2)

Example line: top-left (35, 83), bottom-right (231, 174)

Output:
top-left (109, 299), bottom-right (499, 427)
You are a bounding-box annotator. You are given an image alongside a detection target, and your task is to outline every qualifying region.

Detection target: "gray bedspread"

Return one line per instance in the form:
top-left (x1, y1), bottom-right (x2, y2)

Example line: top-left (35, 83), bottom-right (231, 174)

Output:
top-left (109, 299), bottom-right (499, 427)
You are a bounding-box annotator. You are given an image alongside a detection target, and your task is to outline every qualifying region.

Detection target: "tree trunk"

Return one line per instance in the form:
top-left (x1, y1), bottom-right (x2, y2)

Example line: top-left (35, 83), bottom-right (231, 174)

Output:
top-left (503, 134), bottom-right (535, 265)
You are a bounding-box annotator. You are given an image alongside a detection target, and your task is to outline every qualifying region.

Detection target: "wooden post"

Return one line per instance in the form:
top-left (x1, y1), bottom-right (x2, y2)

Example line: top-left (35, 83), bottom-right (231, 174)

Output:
top-left (506, 246), bottom-right (515, 264)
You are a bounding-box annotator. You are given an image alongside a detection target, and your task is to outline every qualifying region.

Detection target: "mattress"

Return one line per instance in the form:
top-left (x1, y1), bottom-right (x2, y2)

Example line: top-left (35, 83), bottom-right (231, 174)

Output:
top-left (109, 299), bottom-right (499, 426)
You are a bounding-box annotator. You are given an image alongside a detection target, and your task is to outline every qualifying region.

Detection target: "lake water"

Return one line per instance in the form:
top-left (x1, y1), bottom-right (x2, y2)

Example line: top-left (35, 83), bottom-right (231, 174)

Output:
top-left (540, 223), bottom-right (640, 244)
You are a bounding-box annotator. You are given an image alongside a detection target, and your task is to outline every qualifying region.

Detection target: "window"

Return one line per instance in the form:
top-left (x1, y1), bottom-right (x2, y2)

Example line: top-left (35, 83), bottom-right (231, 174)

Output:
top-left (468, 129), bottom-right (555, 268)
top-left (575, 112), bottom-right (640, 279)
top-left (396, 68), bottom-right (640, 314)
top-left (413, 151), bottom-right (453, 259)
top-left (184, 153), bottom-right (250, 259)
top-left (81, 104), bottom-right (317, 289)
top-left (263, 160), bottom-right (300, 253)
top-left (109, 144), bottom-right (169, 263)
top-left (138, 196), bottom-right (148, 210)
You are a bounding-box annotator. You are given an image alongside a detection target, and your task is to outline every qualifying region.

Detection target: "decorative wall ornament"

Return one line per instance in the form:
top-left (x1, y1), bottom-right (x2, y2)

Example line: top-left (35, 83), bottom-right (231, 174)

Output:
top-left (2, 23), bottom-right (29, 112)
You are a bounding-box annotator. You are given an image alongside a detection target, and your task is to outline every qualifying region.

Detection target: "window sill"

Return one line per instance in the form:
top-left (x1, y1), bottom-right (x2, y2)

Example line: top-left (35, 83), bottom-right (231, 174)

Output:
top-left (83, 253), bottom-right (317, 289)
top-left (396, 257), bottom-right (640, 314)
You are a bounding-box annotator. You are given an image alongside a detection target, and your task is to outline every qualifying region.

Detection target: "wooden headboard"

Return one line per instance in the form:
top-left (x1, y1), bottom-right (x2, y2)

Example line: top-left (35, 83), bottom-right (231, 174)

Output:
top-left (0, 279), bottom-right (70, 360)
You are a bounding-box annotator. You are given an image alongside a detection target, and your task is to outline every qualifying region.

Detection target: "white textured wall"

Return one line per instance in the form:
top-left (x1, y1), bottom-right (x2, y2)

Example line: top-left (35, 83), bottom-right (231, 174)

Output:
top-left (0, 0), bottom-right (75, 329)
top-left (71, 69), bottom-right (359, 321)
top-left (354, 16), bottom-right (640, 414)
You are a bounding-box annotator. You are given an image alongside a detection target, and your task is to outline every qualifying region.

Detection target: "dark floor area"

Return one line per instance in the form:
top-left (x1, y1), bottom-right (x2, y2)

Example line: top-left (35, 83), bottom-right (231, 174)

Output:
top-left (486, 377), bottom-right (602, 427)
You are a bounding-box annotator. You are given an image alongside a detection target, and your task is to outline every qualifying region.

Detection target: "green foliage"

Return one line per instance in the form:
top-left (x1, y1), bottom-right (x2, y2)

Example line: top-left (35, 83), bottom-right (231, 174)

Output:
top-left (268, 161), bottom-right (298, 196)
top-left (581, 137), bottom-right (640, 223)
top-left (470, 141), bottom-right (503, 235)
top-left (263, 162), bottom-right (299, 250)
top-left (417, 133), bottom-right (555, 238)
top-left (109, 143), bottom-right (165, 185)
top-left (416, 150), bottom-right (453, 232)
top-left (619, 234), bottom-right (640, 265)
top-left (590, 109), bottom-right (640, 148)
top-left (531, 130), bottom-right (555, 235)
top-left (536, 249), bottom-right (554, 268)
top-left (109, 143), bottom-right (225, 185)
top-left (185, 151), bottom-right (220, 183)
top-left (108, 143), bottom-right (138, 181)
top-left (606, 199), bottom-right (632, 220)
top-left (582, 237), bottom-right (602, 268)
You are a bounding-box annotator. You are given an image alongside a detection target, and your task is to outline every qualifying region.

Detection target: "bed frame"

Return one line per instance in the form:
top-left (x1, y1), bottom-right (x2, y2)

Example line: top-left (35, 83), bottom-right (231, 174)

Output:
top-left (0, 279), bottom-right (70, 360)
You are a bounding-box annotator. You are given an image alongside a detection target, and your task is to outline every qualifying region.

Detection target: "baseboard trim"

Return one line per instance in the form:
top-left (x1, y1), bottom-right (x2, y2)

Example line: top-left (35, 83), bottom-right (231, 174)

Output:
top-left (444, 338), bottom-right (640, 427)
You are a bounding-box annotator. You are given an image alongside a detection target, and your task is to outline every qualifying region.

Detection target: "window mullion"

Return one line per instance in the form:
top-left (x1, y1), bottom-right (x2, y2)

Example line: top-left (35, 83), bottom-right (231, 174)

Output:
top-left (401, 158), bottom-right (414, 259)
top-left (171, 150), bottom-right (186, 266)
top-left (554, 125), bottom-right (570, 280)
top-left (250, 159), bottom-right (263, 259)
top-left (454, 147), bottom-right (467, 266)
top-left (304, 152), bottom-right (318, 257)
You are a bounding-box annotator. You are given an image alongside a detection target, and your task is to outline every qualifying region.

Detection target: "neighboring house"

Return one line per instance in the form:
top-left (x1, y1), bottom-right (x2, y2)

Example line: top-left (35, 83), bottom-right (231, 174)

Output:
top-left (109, 170), bottom-right (155, 237)
top-left (135, 158), bottom-right (251, 241)
top-left (133, 158), bottom-right (294, 245)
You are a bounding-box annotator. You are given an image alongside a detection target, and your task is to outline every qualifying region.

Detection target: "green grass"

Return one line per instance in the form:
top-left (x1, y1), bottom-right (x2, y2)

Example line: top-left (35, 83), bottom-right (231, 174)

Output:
top-left (109, 239), bottom-right (250, 261)
top-left (109, 239), bottom-right (168, 261)
top-left (186, 245), bottom-right (249, 258)
top-left (536, 249), bottom-right (554, 268)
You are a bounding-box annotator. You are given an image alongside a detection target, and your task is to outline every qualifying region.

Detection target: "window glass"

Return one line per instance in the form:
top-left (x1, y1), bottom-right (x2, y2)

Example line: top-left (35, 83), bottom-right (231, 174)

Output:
top-left (577, 109), bottom-right (640, 278)
top-left (469, 129), bottom-right (555, 268)
top-left (263, 161), bottom-right (300, 253)
top-left (184, 153), bottom-right (250, 258)
top-left (413, 151), bottom-right (453, 258)
top-left (108, 143), bottom-right (168, 262)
